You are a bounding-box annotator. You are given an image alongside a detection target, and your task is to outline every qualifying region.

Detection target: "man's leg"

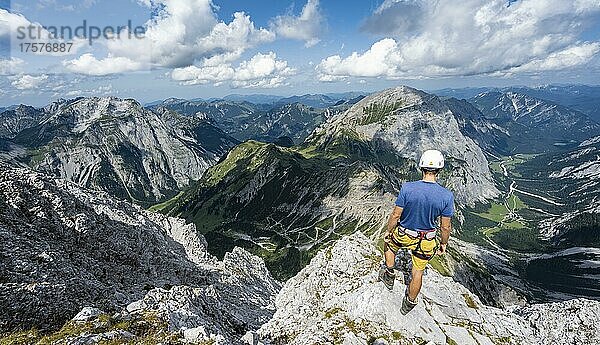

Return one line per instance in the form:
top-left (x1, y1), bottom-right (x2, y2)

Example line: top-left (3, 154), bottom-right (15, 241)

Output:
top-left (403, 239), bottom-right (436, 314)
top-left (407, 266), bottom-right (424, 301)
top-left (384, 246), bottom-right (396, 269)
top-left (379, 241), bottom-right (398, 290)
top-left (401, 258), bottom-right (425, 314)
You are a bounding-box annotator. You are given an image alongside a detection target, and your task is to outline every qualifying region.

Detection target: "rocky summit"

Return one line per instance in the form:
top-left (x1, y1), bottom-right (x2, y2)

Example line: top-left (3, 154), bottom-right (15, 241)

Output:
top-left (256, 233), bottom-right (600, 345)
top-left (308, 86), bottom-right (499, 205)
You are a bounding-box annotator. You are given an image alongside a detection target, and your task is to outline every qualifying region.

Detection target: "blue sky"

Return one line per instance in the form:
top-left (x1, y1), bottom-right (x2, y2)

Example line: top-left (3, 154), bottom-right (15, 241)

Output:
top-left (1, 0), bottom-right (600, 106)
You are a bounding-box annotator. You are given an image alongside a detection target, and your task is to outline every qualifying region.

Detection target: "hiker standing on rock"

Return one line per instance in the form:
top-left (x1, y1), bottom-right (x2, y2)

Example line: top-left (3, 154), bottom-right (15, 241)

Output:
top-left (379, 149), bottom-right (454, 314)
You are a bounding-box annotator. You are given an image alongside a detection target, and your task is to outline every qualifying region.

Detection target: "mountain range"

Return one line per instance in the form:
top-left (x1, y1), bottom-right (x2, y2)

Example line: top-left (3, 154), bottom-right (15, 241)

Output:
top-left (1, 84), bottom-right (599, 344)
top-left (434, 84), bottom-right (600, 123)
top-left (145, 92), bottom-right (368, 109)
top-left (154, 87), bottom-right (506, 281)
top-left (151, 96), bottom-right (365, 145)
top-left (0, 97), bottom-right (238, 205)
top-left (469, 91), bottom-right (600, 152)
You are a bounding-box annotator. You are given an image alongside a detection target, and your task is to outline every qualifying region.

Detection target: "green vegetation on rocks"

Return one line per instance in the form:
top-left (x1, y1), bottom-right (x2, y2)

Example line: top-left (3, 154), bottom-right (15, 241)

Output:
top-left (154, 134), bottom-right (414, 280)
top-left (359, 101), bottom-right (403, 126)
top-left (429, 255), bottom-right (452, 277)
top-left (0, 312), bottom-right (178, 345)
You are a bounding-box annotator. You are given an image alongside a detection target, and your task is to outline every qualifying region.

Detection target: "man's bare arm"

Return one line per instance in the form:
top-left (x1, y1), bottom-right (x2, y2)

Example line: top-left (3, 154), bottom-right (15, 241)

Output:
top-left (385, 206), bottom-right (403, 237)
top-left (438, 216), bottom-right (452, 254)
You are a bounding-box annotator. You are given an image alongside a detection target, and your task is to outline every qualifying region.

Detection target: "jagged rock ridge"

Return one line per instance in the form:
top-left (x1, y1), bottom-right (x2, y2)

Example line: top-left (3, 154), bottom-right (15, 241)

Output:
top-left (256, 233), bottom-right (600, 345)
top-left (0, 162), bottom-right (279, 343)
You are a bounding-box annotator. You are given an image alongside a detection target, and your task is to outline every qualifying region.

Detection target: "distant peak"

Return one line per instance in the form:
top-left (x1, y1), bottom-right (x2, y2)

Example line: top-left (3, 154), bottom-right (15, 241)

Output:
top-left (70, 96), bottom-right (143, 109)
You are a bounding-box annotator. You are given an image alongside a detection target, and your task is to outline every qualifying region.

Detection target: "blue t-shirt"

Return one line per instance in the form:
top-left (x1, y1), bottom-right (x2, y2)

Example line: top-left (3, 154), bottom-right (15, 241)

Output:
top-left (395, 181), bottom-right (454, 231)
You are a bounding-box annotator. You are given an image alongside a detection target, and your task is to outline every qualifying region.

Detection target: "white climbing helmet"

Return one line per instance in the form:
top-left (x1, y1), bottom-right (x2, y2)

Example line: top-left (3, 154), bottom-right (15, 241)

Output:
top-left (419, 150), bottom-right (445, 169)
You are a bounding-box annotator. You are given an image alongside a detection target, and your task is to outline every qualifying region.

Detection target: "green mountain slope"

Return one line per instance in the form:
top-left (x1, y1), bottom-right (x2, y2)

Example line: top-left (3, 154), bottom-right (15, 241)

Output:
top-left (157, 135), bottom-right (416, 279)
top-left (155, 87), bottom-right (512, 293)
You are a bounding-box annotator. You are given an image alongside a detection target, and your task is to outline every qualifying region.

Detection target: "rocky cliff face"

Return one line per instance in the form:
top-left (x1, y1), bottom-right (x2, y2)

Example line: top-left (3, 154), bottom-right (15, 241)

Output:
top-left (470, 91), bottom-right (600, 152)
top-left (30, 232), bottom-right (599, 345)
top-left (0, 162), bottom-right (279, 343)
top-left (256, 233), bottom-right (600, 345)
top-left (443, 97), bottom-right (511, 156)
top-left (0, 105), bottom-right (45, 139)
top-left (8, 97), bottom-right (238, 204)
top-left (1, 161), bottom-right (597, 344)
top-left (309, 86), bottom-right (499, 205)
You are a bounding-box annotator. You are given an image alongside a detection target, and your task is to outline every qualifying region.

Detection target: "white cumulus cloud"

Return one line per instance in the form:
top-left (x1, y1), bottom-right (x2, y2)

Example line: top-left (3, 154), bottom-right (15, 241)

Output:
top-left (270, 0), bottom-right (324, 47)
top-left (0, 58), bottom-right (25, 75)
top-left (10, 74), bottom-right (49, 89)
top-left (317, 39), bottom-right (400, 81)
top-left (63, 54), bottom-right (146, 76)
top-left (0, 9), bottom-right (86, 56)
top-left (171, 52), bottom-right (295, 88)
top-left (361, 0), bottom-right (424, 37)
top-left (507, 43), bottom-right (600, 74)
top-left (318, 0), bottom-right (600, 80)
top-left (64, 0), bottom-right (275, 75)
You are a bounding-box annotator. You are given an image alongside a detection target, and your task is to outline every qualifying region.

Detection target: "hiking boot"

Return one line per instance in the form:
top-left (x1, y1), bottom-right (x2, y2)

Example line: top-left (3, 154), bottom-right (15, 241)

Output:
top-left (378, 265), bottom-right (395, 290)
top-left (401, 294), bottom-right (418, 315)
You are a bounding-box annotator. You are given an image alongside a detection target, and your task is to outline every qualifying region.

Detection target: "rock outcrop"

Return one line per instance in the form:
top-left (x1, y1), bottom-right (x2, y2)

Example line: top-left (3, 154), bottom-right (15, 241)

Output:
top-left (257, 233), bottom-right (600, 345)
top-left (1, 161), bottom-right (597, 344)
top-left (0, 162), bottom-right (279, 343)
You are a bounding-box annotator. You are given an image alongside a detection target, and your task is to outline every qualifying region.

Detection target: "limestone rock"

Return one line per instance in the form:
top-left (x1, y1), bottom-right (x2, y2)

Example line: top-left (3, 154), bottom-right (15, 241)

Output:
top-left (257, 233), bottom-right (600, 345)
top-left (0, 162), bottom-right (280, 344)
top-left (72, 307), bottom-right (103, 323)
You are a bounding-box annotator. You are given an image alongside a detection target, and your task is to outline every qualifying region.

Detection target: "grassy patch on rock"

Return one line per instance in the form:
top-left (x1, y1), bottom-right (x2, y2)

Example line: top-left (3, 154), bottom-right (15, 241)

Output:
top-left (0, 312), bottom-right (181, 345)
